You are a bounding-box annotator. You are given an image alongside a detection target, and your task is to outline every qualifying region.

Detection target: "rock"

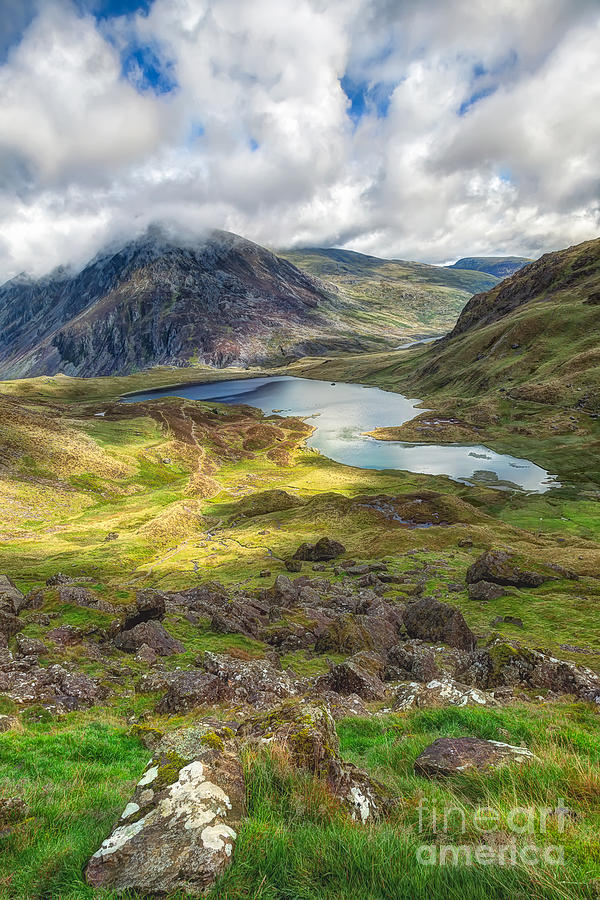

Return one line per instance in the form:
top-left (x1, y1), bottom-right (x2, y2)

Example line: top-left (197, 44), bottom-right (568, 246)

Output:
top-left (490, 615), bottom-right (524, 628)
top-left (114, 621), bottom-right (184, 656)
top-left (157, 653), bottom-right (299, 713)
top-left (384, 643), bottom-right (440, 682)
top-left (46, 573), bottom-right (71, 586)
top-left (134, 643), bottom-right (159, 665)
top-left (104, 532), bottom-right (119, 541)
top-left (393, 678), bottom-right (496, 710)
top-left (293, 537), bottom-right (346, 562)
top-left (0, 610), bottom-right (22, 640)
top-left (15, 634), bottom-right (47, 657)
top-left (85, 740), bottom-right (245, 896)
top-left (57, 585), bottom-right (116, 614)
top-left (403, 597), bottom-right (476, 650)
top-left (458, 539), bottom-right (473, 548)
top-left (316, 652), bottom-right (387, 700)
top-left (462, 640), bottom-right (600, 702)
top-left (0, 797), bottom-right (30, 835)
top-left (315, 612), bottom-right (399, 655)
top-left (468, 581), bottom-right (506, 601)
top-left (0, 658), bottom-right (107, 710)
top-left (284, 558), bottom-right (303, 573)
top-left (46, 625), bottom-right (83, 646)
top-left (0, 575), bottom-right (25, 615)
top-left (415, 736), bottom-right (535, 777)
top-left (239, 700), bottom-right (390, 823)
top-left (466, 550), bottom-right (551, 588)
top-left (258, 570), bottom-right (271, 578)
top-left (0, 714), bottom-right (17, 733)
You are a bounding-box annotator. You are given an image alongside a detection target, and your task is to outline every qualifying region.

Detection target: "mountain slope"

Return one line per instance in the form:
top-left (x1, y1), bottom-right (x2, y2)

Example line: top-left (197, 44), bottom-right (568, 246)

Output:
top-left (280, 247), bottom-right (499, 335)
top-left (449, 256), bottom-right (532, 278)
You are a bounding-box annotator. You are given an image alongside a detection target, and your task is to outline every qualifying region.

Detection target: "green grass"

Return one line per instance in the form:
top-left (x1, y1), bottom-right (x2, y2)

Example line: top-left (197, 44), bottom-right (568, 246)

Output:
top-left (2, 704), bottom-right (598, 899)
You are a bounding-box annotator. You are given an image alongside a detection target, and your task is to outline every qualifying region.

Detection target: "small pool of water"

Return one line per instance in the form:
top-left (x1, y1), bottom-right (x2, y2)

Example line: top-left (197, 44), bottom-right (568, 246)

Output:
top-left (123, 376), bottom-right (558, 492)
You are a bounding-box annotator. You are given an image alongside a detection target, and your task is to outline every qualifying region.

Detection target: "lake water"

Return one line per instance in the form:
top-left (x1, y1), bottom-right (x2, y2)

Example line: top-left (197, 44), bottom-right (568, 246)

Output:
top-left (123, 375), bottom-right (558, 493)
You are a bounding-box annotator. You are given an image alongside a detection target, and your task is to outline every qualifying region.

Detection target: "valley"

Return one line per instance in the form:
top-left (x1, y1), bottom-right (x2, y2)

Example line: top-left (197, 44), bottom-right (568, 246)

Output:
top-left (0, 237), bottom-right (599, 900)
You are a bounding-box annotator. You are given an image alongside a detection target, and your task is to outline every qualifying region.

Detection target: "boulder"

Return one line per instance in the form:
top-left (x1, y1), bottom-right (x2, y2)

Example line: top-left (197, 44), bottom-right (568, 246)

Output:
top-left (403, 597), bottom-right (476, 650)
top-left (239, 700), bottom-right (390, 823)
top-left (86, 740), bottom-right (245, 896)
top-left (114, 621), bottom-right (184, 656)
top-left (0, 714), bottom-right (17, 733)
top-left (293, 537), bottom-right (346, 562)
top-left (14, 634), bottom-right (47, 657)
top-left (468, 581), bottom-right (506, 601)
top-left (0, 576), bottom-right (25, 615)
top-left (466, 550), bottom-right (551, 588)
top-left (315, 612), bottom-right (399, 654)
top-left (393, 678), bottom-right (496, 711)
top-left (0, 658), bottom-right (107, 710)
top-left (0, 610), bottom-right (22, 640)
top-left (316, 652), bottom-right (387, 701)
top-left (384, 643), bottom-right (439, 683)
top-left (415, 736), bottom-right (535, 777)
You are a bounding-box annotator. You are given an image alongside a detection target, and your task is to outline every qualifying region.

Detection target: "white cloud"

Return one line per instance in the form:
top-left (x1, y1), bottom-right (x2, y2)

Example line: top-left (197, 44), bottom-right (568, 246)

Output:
top-left (0, 0), bottom-right (598, 279)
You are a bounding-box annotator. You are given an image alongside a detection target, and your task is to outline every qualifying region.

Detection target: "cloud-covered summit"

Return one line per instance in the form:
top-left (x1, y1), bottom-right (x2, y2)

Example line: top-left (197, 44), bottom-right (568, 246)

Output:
top-left (0, 0), bottom-right (598, 280)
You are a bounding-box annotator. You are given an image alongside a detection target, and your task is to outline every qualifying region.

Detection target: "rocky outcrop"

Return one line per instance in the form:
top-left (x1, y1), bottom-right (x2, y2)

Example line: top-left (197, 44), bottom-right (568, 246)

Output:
top-left (0, 654), bottom-right (107, 710)
top-left (0, 576), bottom-right (26, 615)
top-left (114, 621), bottom-right (184, 656)
top-left (415, 736), bottom-right (535, 777)
top-left (316, 652), bottom-right (387, 701)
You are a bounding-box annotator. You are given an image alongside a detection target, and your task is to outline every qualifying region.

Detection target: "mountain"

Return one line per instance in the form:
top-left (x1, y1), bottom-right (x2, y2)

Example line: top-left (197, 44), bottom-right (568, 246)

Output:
top-left (448, 256), bottom-right (533, 278)
top-left (0, 229), bottom-right (500, 379)
top-left (282, 247), bottom-right (499, 336)
top-left (384, 236), bottom-right (600, 412)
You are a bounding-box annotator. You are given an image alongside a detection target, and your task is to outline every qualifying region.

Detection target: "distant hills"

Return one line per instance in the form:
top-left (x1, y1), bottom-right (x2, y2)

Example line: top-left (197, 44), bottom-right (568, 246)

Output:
top-left (0, 229), bottom-right (501, 379)
top-left (448, 256), bottom-right (533, 278)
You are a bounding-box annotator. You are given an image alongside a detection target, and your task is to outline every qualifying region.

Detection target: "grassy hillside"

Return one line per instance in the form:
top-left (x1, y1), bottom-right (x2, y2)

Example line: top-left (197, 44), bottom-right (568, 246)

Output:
top-left (449, 257), bottom-right (533, 278)
top-left (281, 247), bottom-right (499, 338)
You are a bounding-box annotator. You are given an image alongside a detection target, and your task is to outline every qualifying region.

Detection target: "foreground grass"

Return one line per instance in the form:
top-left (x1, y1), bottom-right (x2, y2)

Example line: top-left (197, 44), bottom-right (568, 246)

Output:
top-left (1, 704), bottom-right (599, 899)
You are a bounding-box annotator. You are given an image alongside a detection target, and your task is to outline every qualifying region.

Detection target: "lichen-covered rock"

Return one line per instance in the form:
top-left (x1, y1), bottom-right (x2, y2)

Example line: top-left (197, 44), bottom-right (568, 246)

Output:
top-left (85, 743), bottom-right (245, 896)
top-left (239, 700), bottom-right (391, 823)
top-left (293, 537), bottom-right (346, 562)
top-left (0, 575), bottom-right (25, 615)
top-left (0, 657), bottom-right (107, 710)
top-left (466, 550), bottom-right (551, 588)
top-left (461, 640), bottom-right (600, 702)
top-left (315, 612), bottom-right (399, 654)
top-left (415, 736), bottom-right (535, 777)
top-left (0, 714), bottom-right (17, 733)
top-left (393, 678), bottom-right (496, 711)
top-left (403, 597), bottom-right (476, 650)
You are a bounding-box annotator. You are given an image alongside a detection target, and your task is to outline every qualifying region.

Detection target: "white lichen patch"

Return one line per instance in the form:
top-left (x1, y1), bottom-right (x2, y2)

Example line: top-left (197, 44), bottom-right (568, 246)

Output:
top-left (201, 824), bottom-right (237, 854)
top-left (121, 802), bottom-right (140, 820)
top-left (138, 764), bottom-right (159, 787)
top-left (348, 785), bottom-right (373, 824)
top-left (92, 819), bottom-right (146, 859)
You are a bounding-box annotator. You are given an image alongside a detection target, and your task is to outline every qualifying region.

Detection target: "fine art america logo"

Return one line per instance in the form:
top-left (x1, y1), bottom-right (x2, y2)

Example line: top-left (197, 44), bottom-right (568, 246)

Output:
top-left (416, 798), bottom-right (568, 867)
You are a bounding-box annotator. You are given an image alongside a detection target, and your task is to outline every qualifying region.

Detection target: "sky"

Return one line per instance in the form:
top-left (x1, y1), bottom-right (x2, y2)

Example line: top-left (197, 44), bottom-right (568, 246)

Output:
top-left (0, 0), bottom-right (599, 280)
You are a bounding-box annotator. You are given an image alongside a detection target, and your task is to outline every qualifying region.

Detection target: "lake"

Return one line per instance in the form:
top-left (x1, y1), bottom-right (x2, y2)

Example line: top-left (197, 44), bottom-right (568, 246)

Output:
top-left (123, 375), bottom-right (558, 493)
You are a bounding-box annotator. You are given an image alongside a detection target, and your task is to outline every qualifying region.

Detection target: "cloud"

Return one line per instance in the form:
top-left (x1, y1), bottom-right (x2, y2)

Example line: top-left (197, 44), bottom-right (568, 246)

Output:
top-left (0, 0), bottom-right (598, 279)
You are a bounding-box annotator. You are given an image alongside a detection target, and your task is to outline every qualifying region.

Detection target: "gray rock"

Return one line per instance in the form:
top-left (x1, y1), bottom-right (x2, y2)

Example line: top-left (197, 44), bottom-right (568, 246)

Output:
top-left (466, 550), bottom-right (550, 588)
top-left (86, 743), bottom-right (245, 896)
top-left (393, 678), bottom-right (496, 711)
top-left (114, 621), bottom-right (184, 656)
top-left (415, 736), bottom-right (535, 777)
top-left (0, 575), bottom-right (25, 615)
top-left (403, 597), bottom-right (476, 650)
top-left (468, 581), bottom-right (506, 601)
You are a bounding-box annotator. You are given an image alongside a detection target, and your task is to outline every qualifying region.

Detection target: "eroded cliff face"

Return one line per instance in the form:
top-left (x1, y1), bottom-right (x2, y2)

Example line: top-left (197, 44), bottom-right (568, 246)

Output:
top-left (0, 227), bottom-right (363, 377)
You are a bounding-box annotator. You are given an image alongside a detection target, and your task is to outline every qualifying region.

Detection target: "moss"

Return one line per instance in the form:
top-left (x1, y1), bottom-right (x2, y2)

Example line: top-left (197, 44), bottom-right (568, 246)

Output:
top-left (130, 723), bottom-right (164, 747)
top-left (200, 731), bottom-right (225, 752)
top-left (153, 750), bottom-right (190, 789)
top-left (487, 641), bottom-right (536, 675)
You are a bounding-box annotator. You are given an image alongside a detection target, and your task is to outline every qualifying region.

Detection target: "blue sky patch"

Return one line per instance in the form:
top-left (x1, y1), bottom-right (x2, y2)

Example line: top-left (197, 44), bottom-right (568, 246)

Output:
top-left (75, 0), bottom-right (153, 21)
top-left (340, 75), bottom-right (394, 122)
top-left (120, 39), bottom-right (177, 94)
